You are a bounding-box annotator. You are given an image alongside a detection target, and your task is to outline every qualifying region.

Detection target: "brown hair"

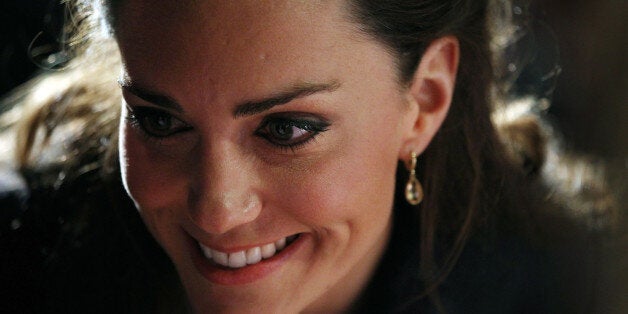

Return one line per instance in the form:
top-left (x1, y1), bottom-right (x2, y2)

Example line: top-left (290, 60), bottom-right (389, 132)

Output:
top-left (350, 0), bottom-right (507, 301)
top-left (349, 4), bottom-right (618, 308)
top-left (4, 0), bottom-right (619, 311)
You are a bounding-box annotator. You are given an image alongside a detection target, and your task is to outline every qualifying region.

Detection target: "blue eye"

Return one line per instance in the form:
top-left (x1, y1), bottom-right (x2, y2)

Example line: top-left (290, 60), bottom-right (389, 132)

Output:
top-left (255, 115), bottom-right (330, 149)
top-left (126, 106), bottom-right (192, 138)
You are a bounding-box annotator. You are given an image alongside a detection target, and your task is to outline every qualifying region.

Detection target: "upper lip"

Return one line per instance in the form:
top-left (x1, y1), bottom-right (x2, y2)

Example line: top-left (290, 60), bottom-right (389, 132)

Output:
top-left (181, 222), bottom-right (302, 252)
top-left (184, 226), bottom-right (301, 253)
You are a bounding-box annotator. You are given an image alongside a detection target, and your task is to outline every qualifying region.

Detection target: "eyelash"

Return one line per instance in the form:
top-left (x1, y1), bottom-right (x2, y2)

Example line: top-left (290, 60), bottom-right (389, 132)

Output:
top-left (254, 114), bottom-right (330, 152)
top-left (126, 106), bottom-right (330, 151)
top-left (125, 106), bottom-right (192, 140)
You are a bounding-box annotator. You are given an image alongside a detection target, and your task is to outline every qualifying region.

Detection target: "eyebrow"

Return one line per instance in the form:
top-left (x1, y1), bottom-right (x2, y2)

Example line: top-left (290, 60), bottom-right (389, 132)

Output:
top-left (233, 81), bottom-right (341, 117)
top-left (119, 81), bottom-right (184, 112)
top-left (119, 80), bottom-right (340, 116)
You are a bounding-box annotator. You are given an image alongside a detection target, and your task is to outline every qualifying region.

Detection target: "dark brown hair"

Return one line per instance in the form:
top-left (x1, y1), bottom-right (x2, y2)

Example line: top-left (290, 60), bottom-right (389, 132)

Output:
top-left (350, 0), bottom-right (507, 298)
top-left (5, 0), bottom-right (619, 311)
top-left (346, 3), bottom-right (620, 311)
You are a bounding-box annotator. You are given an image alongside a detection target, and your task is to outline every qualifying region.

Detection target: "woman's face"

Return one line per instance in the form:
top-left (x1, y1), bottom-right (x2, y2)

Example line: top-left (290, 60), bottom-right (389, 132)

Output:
top-left (117, 1), bottom-right (417, 312)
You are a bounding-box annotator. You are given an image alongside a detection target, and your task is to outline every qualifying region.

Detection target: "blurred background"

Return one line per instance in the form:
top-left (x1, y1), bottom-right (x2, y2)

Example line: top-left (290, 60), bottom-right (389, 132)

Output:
top-left (539, 0), bottom-right (627, 161)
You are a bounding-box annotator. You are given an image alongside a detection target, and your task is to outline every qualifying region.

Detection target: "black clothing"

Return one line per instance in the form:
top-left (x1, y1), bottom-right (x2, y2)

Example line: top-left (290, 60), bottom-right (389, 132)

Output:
top-left (1, 164), bottom-right (184, 313)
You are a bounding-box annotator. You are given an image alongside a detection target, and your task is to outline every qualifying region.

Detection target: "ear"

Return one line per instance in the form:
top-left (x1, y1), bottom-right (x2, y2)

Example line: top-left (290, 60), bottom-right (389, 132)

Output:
top-left (399, 36), bottom-right (459, 163)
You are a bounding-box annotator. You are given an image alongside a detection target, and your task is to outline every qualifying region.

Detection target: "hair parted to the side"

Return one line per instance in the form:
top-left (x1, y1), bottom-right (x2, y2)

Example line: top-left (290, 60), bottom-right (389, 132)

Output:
top-left (1, 0), bottom-right (619, 311)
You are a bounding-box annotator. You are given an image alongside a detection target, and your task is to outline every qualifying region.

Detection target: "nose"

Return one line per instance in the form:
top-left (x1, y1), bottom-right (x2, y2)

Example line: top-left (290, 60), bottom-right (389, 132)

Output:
top-left (187, 143), bottom-right (262, 235)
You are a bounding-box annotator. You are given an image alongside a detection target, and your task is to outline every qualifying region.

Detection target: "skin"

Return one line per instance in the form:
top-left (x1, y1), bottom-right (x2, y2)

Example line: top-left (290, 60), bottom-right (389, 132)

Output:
top-left (116, 0), bottom-right (458, 312)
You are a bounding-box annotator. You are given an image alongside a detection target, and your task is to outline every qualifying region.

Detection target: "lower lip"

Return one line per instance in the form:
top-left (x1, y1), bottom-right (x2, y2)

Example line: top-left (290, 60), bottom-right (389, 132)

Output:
top-left (189, 233), bottom-right (306, 286)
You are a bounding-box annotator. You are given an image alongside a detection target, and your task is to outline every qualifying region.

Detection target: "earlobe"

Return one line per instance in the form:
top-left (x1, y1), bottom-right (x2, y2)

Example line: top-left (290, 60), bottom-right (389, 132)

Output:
top-left (399, 36), bottom-right (460, 159)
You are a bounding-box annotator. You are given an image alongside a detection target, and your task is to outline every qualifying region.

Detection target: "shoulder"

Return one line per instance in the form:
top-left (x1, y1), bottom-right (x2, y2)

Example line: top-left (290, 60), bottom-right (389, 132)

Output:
top-left (361, 198), bottom-right (615, 314)
top-left (439, 231), bottom-right (587, 313)
top-left (447, 193), bottom-right (619, 314)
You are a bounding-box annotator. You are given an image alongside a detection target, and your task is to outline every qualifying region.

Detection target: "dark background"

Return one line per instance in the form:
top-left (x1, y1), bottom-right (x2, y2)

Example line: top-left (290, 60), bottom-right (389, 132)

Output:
top-left (539, 0), bottom-right (627, 160)
top-left (1, 0), bottom-right (626, 159)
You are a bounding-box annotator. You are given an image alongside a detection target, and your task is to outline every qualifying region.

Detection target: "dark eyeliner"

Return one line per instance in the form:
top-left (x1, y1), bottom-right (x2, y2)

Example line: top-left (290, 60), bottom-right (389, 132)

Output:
top-left (255, 113), bottom-right (330, 150)
top-left (125, 105), bottom-right (192, 139)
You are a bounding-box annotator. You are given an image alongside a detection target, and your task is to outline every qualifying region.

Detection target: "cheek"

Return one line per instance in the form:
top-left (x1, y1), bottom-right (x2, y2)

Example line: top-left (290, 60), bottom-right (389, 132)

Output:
top-left (119, 122), bottom-right (190, 218)
top-left (267, 111), bottom-right (401, 234)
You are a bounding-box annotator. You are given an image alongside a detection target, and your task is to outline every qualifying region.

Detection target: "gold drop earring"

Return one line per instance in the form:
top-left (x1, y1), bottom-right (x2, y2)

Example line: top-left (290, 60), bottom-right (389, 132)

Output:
top-left (405, 151), bottom-right (423, 205)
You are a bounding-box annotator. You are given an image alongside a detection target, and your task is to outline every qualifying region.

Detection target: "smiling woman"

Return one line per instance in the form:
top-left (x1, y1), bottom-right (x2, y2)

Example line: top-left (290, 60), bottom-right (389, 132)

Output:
top-left (116, 2), bottom-right (424, 311)
top-left (0, 0), bottom-right (622, 313)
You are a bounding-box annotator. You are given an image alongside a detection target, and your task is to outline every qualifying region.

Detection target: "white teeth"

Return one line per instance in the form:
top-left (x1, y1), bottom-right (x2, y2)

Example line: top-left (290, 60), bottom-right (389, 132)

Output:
top-left (275, 238), bottom-right (286, 250)
top-left (260, 243), bottom-right (276, 259)
top-left (228, 251), bottom-right (247, 268)
top-left (201, 245), bottom-right (212, 259)
top-left (213, 251), bottom-right (228, 266)
top-left (199, 235), bottom-right (298, 269)
top-left (246, 247), bottom-right (262, 265)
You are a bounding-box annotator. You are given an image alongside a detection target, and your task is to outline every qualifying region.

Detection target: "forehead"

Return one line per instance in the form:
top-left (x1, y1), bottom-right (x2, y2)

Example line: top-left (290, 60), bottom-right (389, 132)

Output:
top-left (115, 0), bottom-right (344, 37)
top-left (114, 1), bottom-right (365, 104)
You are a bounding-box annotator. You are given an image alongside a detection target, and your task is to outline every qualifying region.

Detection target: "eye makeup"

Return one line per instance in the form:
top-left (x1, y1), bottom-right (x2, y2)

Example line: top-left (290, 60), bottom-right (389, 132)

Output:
top-left (125, 102), bottom-right (332, 154)
top-left (254, 112), bottom-right (331, 152)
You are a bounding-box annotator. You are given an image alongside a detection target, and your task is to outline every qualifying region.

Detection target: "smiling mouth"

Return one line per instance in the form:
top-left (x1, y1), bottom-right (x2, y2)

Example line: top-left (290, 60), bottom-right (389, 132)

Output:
top-left (198, 234), bottom-right (300, 269)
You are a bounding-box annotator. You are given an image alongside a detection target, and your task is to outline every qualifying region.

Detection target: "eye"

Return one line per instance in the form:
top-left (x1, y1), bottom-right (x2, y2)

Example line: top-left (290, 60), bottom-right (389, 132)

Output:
top-left (126, 106), bottom-right (192, 138)
top-left (255, 114), bottom-right (330, 149)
